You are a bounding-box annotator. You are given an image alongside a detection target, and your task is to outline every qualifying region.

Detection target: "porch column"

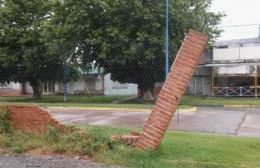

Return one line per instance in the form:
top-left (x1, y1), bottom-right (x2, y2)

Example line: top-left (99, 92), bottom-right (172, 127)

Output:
top-left (211, 67), bottom-right (215, 96)
top-left (255, 65), bottom-right (258, 98)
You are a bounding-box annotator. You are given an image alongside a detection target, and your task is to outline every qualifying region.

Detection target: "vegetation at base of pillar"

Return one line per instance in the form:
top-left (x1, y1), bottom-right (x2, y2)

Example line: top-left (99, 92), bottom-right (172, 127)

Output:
top-left (0, 0), bottom-right (78, 99)
top-left (51, 0), bottom-right (224, 101)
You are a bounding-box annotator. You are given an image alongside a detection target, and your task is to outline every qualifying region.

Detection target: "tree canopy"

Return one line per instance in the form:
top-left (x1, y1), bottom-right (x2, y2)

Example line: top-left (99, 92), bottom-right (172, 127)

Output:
top-left (0, 0), bottom-right (78, 99)
top-left (0, 0), bottom-right (224, 100)
top-left (52, 0), bottom-right (224, 99)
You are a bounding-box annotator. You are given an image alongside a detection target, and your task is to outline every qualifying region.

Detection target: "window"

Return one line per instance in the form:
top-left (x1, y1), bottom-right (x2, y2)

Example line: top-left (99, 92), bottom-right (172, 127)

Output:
top-left (215, 45), bottom-right (228, 49)
top-left (43, 83), bottom-right (55, 93)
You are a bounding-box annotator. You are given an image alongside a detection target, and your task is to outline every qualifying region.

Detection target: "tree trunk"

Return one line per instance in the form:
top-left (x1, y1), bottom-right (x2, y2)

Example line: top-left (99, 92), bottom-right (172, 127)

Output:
top-left (21, 83), bottom-right (26, 94)
top-left (30, 82), bottom-right (43, 100)
top-left (138, 86), bottom-right (154, 102)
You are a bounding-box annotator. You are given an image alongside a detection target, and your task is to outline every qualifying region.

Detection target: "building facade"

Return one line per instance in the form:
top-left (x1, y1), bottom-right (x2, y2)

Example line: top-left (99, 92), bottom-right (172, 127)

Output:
top-left (3, 38), bottom-right (260, 97)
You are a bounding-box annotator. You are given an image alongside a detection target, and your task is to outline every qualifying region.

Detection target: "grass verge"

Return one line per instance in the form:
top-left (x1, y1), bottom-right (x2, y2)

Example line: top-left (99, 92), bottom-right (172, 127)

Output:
top-left (0, 96), bottom-right (191, 110)
top-left (1, 105), bottom-right (260, 168)
top-left (96, 129), bottom-right (260, 168)
top-left (0, 106), bottom-right (122, 156)
top-left (180, 96), bottom-right (260, 106)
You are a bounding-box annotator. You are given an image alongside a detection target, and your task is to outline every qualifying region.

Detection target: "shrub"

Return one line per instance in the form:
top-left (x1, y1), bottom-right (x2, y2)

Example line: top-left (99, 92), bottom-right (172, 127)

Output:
top-left (43, 125), bottom-right (60, 143)
top-left (0, 106), bottom-right (12, 134)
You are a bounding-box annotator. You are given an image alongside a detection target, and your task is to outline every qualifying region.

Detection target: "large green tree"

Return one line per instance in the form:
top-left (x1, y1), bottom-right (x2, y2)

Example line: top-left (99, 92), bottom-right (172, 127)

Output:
top-left (0, 0), bottom-right (78, 99)
top-left (52, 0), bottom-right (224, 100)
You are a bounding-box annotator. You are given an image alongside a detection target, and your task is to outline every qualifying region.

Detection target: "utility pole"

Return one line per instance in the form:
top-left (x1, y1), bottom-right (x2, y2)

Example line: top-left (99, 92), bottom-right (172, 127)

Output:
top-left (63, 61), bottom-right (68, 102)
top-left (165, 0), bottom-right (169, 79)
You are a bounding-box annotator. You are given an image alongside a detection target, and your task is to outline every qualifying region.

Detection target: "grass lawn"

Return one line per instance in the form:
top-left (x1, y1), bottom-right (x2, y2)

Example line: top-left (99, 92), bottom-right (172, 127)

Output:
top-left (0, 95), bottom-right (191, 110)
top-left (114, 95), bottom-right (260, 107)
top-left (0, 110), bottom-right (260, 168)
top-left (95, 129), bottom-right (260, 168)
top-left (180, 96), bottom-right (260, 106)
top-left (0, 95), bottom-right (153, 109)
top-left (0, 95), bottom-right (127, 104)
top-left (2, 95), bottom-right (260, 109)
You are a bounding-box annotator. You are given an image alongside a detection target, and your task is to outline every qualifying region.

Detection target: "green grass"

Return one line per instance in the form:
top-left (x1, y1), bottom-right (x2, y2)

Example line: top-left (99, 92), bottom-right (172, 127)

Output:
top-left (95, 129), bottom-right (260, 168)
top-left (3, 95), bottom-right (260, 109)
top-left (0, 95), bottom-right (153, 109)
top-left (112, 95), bottom-right (260, 107)
top-left (0, 95), bottom-right (191, 110)
top-left (0, 95), bottom-right (127, 104)
top-left (0, 106), bottom-right (120, 155)
top-left (1, 106), bottom-right (260, 168)
top-left (180, 96), bottom-right (260, 106)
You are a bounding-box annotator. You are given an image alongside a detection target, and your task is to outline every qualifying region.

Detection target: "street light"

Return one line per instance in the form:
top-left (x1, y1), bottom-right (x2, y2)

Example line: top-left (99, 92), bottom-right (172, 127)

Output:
top-left (165, 0), bottom-right (169, 79)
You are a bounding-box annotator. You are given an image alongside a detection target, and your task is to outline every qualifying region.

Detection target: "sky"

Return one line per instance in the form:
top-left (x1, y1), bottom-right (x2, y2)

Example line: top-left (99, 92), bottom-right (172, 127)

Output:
top-left (211, 0), bottom-right (260, 40)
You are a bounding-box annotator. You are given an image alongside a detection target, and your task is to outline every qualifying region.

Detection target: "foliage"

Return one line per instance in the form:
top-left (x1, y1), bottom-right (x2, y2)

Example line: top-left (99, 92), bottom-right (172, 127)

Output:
top-left (51, 0), bottom-right (224, 98)
top-left (0, 0), bottom-right (79, 99)
top-left (43, 125), bottom-right (60, 143)
top-left (0, 106), bottom-right (12, 134)
top-left (1, 122), bottom-right (260, 167)
top-left (0, 120), bottom-right (119, 156)
top-left (96, 129), bottom-right (260, 168)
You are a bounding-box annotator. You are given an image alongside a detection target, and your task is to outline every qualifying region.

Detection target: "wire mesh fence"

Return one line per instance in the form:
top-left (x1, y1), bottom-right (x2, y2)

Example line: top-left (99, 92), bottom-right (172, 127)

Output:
top-left (0, 0), bottom-right (223, 103)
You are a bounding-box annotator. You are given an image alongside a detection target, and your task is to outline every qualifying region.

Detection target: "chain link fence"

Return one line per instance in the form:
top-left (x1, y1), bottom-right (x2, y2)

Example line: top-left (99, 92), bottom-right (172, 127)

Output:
top-left (0, 0), bottom-right (221, 103)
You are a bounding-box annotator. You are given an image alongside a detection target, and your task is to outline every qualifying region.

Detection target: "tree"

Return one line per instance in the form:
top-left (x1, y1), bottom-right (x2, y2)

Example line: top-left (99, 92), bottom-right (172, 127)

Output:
top-left (0, 0), bottom-right (78, 99)
top-left (51, 0), bottom-right (224, 100)
top-left (98, 0), bottom-right (224, 100)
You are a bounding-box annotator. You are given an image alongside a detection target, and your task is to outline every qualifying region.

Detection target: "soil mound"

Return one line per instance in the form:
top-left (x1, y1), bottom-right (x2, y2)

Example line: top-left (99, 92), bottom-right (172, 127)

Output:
top-left (7, 106), bottom-right (64, 134)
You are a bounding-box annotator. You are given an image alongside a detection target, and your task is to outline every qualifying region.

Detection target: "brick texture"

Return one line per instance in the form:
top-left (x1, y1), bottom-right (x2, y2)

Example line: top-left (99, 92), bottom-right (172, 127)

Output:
top-left (136, 30), bottom-right (208, 150)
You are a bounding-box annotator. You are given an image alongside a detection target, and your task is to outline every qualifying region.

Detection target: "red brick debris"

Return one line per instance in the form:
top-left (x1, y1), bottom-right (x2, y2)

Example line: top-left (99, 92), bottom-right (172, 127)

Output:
top-left (136, 30), bottom-right (208, 150)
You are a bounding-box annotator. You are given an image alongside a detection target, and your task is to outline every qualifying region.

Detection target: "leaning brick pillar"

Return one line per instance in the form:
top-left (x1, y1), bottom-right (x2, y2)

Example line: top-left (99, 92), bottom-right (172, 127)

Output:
top-left (136, 30), bottom-right (208, 150)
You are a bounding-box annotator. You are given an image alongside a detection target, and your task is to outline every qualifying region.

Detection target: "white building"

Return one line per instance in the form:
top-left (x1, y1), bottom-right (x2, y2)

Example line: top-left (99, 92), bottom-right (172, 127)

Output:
top-left (0, 73), bottom-right (138, 96)
top-left (208, 38), bottom-right (260, 97)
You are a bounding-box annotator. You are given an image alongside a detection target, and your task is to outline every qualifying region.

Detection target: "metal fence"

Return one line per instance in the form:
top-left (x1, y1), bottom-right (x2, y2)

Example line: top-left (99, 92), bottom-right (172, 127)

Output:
top-left (213, 86), bottom-right (259, 97)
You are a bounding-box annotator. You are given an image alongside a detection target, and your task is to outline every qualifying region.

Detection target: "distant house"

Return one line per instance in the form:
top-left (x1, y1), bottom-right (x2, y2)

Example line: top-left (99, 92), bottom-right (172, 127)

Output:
top-left (4, 37), bottom-right (260, 97)
top-left (0, 82), bottom-right (21, 96)
top-left (0, 68), bottom-right (138, 97)
top-left (187, 37), bottom-right (260, 97)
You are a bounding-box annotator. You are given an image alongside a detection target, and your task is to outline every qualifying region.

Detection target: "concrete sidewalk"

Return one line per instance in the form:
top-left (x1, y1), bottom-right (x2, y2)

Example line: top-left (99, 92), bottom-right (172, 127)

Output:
top-left (48, 106), bottom-right (260, 137)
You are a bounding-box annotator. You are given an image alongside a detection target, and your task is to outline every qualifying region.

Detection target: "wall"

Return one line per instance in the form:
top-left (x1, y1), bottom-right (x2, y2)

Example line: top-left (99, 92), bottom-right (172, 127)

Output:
top-left (104, 74), bottom-right (138, 96)
top-left (213, 45), bottom-right (260, 61)
top-left (186, 76), bottom-right (211, 96)
top-left (56, 74), bottom-right (104, 95)
top-left (213, 47), bottom-right (240, 61)
top-left (0, 82), bottom-right (21, 96)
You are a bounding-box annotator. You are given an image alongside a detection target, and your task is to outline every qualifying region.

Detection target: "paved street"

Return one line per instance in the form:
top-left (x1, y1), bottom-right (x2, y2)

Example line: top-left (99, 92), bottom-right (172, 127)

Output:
top-left (0, 154), bottom-right (98, 168)
top-left (49, 106), bottom-right (260, 137)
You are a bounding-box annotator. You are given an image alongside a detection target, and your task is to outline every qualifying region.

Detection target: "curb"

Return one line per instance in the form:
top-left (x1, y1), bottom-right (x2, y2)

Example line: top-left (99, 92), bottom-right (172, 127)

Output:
top-left (224, 104), bottom-right (260, 108)
top-left (46, 106), bottom-right (197, 113)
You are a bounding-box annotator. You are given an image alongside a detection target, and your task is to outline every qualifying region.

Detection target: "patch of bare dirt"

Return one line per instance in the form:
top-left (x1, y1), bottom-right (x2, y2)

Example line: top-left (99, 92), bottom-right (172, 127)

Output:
top-left (7, 106), bottom-right (64, 134)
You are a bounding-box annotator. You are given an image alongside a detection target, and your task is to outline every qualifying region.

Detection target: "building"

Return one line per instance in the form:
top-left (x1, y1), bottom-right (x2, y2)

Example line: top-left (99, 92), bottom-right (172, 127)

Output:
top-left (0, 73), bottom-right (137, 97)
top-left (188, 37), bottom-right (260, 97)
top-left (209, 38), bottom-right (260, 97)
top-left (186, 52), bottom-right (212, 96)
top-left (3, 37), bottom-right (260, 97)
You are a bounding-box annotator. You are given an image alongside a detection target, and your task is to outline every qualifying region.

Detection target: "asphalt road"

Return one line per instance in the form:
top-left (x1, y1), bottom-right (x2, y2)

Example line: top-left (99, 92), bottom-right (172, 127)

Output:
top-left (48, 106), bottom-right (260, 137)
top-left (0, 154), bottom-right (99, 168)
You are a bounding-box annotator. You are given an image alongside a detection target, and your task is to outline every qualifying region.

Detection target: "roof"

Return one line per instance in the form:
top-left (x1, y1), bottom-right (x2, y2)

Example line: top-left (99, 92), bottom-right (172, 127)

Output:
top-left (214, 38), bottom-right (260, 46)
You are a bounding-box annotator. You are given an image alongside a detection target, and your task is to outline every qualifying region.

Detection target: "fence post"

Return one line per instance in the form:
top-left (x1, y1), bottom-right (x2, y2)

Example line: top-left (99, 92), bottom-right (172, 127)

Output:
top-left (225, 87), bottom-right (228, 96)
top-left (240, 87), bottom-right (242, 97)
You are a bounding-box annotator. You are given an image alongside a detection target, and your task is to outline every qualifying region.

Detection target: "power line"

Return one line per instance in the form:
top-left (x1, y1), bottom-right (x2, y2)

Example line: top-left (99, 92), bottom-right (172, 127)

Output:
top-left (217, 24), bottom-right (260, 28)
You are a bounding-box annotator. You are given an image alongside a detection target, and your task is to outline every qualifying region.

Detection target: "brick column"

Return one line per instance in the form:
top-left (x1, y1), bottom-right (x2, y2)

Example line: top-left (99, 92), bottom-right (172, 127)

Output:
top-left (136, 30), bottom-right (208, 150)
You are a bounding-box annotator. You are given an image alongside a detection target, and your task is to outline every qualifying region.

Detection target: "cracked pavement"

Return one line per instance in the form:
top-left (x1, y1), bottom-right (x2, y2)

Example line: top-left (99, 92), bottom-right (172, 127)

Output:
top-left (49, 106), bottom-right (260, 137)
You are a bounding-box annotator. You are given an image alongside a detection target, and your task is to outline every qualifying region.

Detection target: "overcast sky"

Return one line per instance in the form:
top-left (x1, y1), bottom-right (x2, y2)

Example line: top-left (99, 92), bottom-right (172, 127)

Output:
top-left (211, 0), bottom-right (260, 40)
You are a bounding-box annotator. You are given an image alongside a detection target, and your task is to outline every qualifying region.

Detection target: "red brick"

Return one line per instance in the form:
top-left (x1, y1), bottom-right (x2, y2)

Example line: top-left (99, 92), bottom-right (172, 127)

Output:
top-left (136, 30), bottom-right (208, 150)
